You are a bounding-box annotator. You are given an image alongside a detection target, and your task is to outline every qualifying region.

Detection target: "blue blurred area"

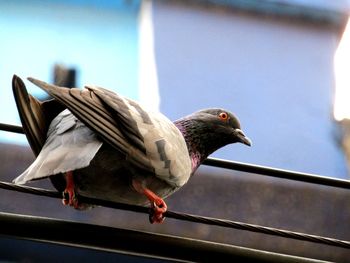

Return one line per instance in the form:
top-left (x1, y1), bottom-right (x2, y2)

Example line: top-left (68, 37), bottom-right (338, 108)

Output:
top-left (153, 1), bottom-right (349, 178)
top-left (0, 0), bottom-right (140, 144)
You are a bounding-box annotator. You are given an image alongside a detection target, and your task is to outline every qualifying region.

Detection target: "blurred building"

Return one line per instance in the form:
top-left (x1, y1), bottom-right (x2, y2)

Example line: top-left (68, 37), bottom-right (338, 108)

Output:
top-left (0, 0), bottom-right (349, 262)
top-left (152, 0), bottom-right (350, 179)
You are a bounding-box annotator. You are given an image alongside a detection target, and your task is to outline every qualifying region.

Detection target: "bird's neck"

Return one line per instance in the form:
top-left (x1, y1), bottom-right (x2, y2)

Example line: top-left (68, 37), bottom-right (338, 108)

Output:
top-left (174, 118), bottom-right (217, 173)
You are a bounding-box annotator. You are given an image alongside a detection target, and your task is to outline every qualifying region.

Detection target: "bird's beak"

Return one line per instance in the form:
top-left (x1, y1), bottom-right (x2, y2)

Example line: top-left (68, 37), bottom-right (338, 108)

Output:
top-left (233, 129), bottom-right (252, 146)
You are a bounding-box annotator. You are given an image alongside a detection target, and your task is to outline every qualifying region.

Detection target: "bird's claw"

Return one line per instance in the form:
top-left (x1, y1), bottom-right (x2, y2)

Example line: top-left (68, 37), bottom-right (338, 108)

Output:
top-left (62, 189), bottom-right (79, 209)
top-left (149, 199), bottom-right (167, 224)
top-left (132, 179), bottom-right (168, 223)
top-left (62, 171), bottom-right (81, 209)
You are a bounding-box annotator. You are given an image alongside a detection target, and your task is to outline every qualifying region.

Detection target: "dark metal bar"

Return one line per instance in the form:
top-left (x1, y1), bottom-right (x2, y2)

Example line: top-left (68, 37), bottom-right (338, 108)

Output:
top-left (0, 123), bottom-right (24, 134)
top-left (1, 123), bottom-right (350, 189)
top-left (0, 212), bottom-right (330, 262)
top-left (0, 181), bottom-right (61, 199)
top-left (0, 181), bottom-right (349, 249)
top-left (203, 158), bottom-right (350, 189)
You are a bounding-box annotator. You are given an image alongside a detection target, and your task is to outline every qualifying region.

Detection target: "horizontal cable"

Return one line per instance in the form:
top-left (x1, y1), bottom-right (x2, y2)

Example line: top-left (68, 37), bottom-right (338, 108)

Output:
top-left (0, 123), bottom-right (24, 134)
top-left (1, 122), bottom-right (350, 189)
top-left (0, 180), bottom-right (349, 249)
top-left (203, 158), bottom-right (350, 189)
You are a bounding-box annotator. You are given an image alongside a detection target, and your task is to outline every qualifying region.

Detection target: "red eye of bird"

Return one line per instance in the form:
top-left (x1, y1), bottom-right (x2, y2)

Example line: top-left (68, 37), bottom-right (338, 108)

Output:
top-left (219, 112), bottom-right (228, 121)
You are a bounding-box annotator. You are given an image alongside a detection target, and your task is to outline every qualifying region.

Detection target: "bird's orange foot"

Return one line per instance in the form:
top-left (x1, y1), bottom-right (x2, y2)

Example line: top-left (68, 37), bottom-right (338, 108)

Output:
top-left (132, 179), bottom-right (167, 224)
top-left (149, 196), bottom-right (167, 224)
top-left (62, 188), bottom-right (79, 207)
top-left (62, 171), bottom-right (79, 209)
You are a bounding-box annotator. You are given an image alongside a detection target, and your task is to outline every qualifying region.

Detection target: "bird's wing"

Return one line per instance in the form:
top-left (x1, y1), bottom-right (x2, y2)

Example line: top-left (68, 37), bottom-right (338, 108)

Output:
top-left (13, 109), bottom-right (103, 184)
top-left (27, 78), bottom-right (192, 187)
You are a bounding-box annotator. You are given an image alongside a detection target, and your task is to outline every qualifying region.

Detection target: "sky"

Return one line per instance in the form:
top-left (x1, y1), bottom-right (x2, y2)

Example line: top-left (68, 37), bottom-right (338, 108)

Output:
top-left (0, 1), bottom-right (141, 144)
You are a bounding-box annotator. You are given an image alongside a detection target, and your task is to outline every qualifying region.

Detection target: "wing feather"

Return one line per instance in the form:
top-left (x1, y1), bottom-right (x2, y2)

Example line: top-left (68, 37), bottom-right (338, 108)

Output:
top-left (27, 77), bottom-right (192, 186)
top-left (27, 78), bottom-right (152, 171)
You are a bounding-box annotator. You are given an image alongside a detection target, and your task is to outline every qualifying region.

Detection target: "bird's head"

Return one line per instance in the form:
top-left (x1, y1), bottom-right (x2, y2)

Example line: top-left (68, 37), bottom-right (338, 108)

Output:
top-left (174, 108), bottom-right (251, 171)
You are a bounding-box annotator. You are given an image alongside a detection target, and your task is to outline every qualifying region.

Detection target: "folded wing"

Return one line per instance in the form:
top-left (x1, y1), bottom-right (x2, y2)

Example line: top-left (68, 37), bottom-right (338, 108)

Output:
top-left (27, 78), bottom-right (192, 187)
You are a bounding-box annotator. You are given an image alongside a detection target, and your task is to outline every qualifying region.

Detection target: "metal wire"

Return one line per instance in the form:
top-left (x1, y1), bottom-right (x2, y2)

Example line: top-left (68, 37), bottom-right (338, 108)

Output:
top-left (203, 158), bottom-right (350, 189)
top-left (0, 180), bottom-right (349, 249)
top-left (0, 123), bottom-right (24, 134)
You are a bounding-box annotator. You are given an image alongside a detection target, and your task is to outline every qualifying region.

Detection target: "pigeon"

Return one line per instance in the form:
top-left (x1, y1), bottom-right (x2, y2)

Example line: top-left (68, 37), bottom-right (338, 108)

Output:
top-left (12, 75), bottom-right (251, 223)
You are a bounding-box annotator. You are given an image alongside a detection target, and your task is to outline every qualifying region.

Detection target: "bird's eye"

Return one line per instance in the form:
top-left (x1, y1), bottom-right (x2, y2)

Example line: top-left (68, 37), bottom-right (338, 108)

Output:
top-left (219, 112), bottom-right (228, 121)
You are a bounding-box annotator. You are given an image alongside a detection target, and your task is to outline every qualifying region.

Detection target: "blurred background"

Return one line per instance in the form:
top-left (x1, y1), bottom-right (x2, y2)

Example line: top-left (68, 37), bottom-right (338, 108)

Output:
top-left (0, 0), bottom-right (350, 262)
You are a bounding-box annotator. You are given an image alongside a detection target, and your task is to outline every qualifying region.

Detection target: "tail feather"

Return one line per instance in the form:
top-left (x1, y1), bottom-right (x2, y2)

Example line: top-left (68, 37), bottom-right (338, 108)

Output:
top-left (12, 75), bottom-right (66, 191)
top-left (12, 75), bottom-right (66, 155)
top-left (13, 75), bottom-right (46, 155)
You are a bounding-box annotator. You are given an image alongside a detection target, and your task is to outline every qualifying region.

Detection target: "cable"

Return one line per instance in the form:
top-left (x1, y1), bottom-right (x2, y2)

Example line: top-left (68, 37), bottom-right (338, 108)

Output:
top-left (0, 180), bottom-right (349, 249)
top-left (203, 158), bottom-right (350, 189)
top-left (0, 123), bottom-right (24, 134)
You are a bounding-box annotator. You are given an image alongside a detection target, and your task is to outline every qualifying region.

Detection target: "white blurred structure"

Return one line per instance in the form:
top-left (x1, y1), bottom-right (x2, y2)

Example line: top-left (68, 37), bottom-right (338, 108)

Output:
top-left (334, 17), bottom-right (350, 121)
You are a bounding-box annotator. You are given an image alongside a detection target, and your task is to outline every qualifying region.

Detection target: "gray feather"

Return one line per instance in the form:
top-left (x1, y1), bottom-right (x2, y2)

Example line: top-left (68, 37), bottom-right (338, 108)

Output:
top-left (13, 109), bottom-right (103, 184)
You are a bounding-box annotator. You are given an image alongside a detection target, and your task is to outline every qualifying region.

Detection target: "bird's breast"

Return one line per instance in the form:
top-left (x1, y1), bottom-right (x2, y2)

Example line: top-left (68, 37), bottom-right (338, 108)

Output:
top-left (129, 108), bottom-right (192, 188)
